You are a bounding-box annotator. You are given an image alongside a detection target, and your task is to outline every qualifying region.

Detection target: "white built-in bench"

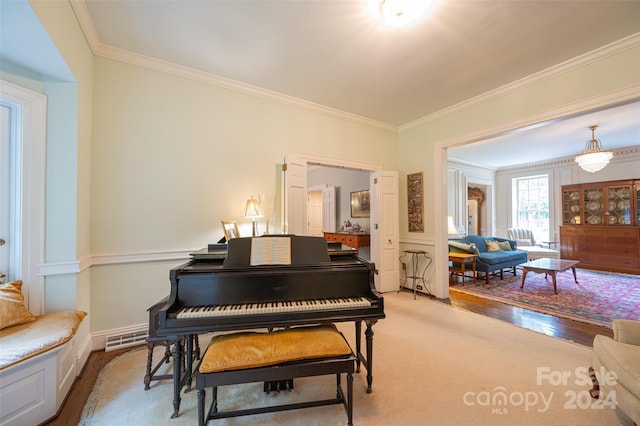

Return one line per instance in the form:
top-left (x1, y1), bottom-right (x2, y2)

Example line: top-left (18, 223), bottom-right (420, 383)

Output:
top-left (195, 324), bottom-right (356, 425)
top-left (0, 310), bottom-right (87, 426)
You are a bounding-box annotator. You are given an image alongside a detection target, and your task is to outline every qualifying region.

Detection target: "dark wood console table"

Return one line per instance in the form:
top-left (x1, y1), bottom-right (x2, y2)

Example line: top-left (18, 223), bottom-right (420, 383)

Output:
top-left (324, 232), bottom-right (370, 255)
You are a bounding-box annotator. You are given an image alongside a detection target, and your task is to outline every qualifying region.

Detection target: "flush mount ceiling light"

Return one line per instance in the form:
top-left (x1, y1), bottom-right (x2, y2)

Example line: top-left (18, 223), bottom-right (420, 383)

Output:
top-left (375, 0), bottom-right (436, 27)
top-left (574, 125), bottom-right (613, 173)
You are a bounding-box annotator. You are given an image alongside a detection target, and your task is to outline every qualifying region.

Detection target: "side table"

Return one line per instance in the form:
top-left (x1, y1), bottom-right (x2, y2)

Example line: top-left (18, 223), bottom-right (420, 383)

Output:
top-left (448, 252), bottom-right (477, 284)
top-left (399, 250), bottom-right (432, 299)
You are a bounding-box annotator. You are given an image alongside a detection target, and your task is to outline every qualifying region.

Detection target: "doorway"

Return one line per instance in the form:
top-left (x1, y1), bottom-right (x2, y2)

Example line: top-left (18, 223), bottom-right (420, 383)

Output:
top-left (306, 190), bottom-right (323, 236)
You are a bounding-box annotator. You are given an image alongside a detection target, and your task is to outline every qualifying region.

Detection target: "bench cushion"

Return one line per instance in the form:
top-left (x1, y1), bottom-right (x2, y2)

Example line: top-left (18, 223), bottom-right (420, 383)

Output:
top-left (0, 310), bottom-right (87, 370)
top-left (199, 324), bottom-right (352, 373)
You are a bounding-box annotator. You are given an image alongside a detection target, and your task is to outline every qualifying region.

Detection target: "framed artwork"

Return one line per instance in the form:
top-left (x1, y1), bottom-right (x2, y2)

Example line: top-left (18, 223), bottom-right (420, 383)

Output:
top-left (350, 190), bottom-right (370, 218)
top-left (221, 220), bottom-right (239, 241)
top-left (407, 172), bottom-right (424, 232)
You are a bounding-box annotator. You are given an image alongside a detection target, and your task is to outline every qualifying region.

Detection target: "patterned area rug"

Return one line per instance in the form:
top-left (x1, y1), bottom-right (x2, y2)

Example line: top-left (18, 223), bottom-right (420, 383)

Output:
top-left (450, 268), bottom-right (640, 328)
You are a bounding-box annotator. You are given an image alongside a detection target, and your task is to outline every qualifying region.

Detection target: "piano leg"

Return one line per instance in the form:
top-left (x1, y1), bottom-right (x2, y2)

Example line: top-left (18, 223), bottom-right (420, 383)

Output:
top-left (355, 321), bottom-right (362, 373)
top-left (184, 335), bottom-right (194, 391)
top-left (355, 320), bottom-right (377, 393)
top-left (171, 337), bottom-right (183, 419)
top-left (365, 320), bottom-right (375, 393)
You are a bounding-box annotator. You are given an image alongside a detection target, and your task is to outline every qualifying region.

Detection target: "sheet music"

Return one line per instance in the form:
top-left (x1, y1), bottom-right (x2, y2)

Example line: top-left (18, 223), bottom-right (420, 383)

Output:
top-left (250, 237), bottom-right (292, 265)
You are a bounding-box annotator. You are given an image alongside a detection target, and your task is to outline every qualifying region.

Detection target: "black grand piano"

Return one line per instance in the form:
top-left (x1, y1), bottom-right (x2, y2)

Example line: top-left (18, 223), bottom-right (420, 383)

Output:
top-left (155, 235), bottom-right (385, 418)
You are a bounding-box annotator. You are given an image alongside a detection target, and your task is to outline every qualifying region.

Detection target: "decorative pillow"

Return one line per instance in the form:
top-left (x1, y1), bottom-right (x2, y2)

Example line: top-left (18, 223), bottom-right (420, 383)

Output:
top-left (486, 240), bottom-right (501, 252)
top-left (516, 238), bottom-right (532, 247)
top-left (498, 241), bottom-right (513, 251)
top-left (0, 280), bottom-right (36, 330)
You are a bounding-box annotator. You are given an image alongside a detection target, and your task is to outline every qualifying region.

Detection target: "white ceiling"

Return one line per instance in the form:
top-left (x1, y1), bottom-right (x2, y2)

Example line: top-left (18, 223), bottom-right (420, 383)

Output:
top-left (3, 0), bottom-right (639, 167)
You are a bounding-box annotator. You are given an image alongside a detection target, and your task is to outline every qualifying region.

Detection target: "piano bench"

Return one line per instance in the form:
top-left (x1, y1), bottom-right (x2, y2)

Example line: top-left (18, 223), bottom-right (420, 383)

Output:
top-left (194, 324), bottom-right (355, 425)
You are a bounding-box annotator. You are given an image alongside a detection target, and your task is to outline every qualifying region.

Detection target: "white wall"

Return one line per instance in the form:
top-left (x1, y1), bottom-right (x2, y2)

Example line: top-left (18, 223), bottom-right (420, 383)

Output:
top-left (398, 38), bottom-right (640, 299)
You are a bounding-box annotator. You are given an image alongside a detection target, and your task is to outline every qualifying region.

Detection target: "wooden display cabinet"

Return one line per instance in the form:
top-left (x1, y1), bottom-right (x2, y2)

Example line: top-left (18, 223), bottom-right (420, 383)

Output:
top-left (560, 179), bottom-right (640, 274)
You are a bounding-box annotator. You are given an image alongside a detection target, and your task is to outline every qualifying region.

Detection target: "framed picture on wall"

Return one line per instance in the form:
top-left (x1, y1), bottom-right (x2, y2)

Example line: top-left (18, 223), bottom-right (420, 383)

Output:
top-left (350, 190), bottom-right (370, 218)
top-left (407, 172), bottom-right (424, 232)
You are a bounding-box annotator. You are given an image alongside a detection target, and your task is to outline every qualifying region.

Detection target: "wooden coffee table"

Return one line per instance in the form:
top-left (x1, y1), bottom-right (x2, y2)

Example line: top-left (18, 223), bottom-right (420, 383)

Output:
top-left (520, 258), bottom-right (579, 294)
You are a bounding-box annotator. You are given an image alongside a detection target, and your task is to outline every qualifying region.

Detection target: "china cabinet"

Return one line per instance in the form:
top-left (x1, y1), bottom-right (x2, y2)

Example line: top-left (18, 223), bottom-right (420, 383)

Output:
top-left (560, 179), bottom-right (640, 274)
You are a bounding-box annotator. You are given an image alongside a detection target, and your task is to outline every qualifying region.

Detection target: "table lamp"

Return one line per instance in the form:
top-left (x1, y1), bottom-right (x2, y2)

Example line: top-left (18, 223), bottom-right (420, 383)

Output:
top-left (243, 196), bottom-right (264, 236)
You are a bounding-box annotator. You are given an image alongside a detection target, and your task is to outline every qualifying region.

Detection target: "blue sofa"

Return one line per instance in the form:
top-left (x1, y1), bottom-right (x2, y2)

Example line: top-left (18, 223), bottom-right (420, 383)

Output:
top-left (448, 235), bottom-right (528, 284)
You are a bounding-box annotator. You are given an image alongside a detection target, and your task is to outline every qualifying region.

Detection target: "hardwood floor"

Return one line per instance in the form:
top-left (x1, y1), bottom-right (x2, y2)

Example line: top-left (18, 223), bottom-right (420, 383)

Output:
top-left (44, 291), bottom-right (613, 425)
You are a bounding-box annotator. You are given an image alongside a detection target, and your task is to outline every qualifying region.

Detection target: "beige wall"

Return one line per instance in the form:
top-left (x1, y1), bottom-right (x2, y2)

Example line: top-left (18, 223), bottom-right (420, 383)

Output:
top-left (89, 57), bottom-right (397, 331)
top-left (397, 41), bottom-right (640, 298)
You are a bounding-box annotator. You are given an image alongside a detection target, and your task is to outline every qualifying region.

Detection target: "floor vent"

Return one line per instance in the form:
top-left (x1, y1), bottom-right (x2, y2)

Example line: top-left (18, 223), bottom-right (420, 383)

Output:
top-left (105, 330), bottom-right (148, 352)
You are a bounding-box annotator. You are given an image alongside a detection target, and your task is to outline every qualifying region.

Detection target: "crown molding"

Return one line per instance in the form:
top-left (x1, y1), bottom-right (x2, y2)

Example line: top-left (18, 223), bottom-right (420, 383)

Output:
top-left (69, 0), bottom-right (396, 133)
top-left (401, 32), bottom-right (640, 132)
top-left (495, 145), bottom-right (640, 174)
top-left (71, 1), bottom-right (636, 136)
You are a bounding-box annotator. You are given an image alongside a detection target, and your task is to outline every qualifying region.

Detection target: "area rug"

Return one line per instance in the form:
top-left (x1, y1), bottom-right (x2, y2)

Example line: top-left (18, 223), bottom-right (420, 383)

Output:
top-left (450, 268), bottom-right (640, 328)
top-left (80, 292), bottom-right (633, 426)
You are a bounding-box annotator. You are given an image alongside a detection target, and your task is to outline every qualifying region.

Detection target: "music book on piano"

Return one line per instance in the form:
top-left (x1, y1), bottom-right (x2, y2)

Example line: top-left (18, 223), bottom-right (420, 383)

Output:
top-left (250, 237), bottom-right (292, 266)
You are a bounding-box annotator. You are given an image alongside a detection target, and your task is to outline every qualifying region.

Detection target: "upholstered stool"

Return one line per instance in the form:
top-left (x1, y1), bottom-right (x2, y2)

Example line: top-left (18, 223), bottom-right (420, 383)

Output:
top-left (195, 324), bottom-right (355, 425)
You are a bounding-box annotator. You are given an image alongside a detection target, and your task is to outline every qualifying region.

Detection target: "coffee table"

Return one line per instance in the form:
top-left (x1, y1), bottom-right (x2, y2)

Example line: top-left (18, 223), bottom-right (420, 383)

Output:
top-left (520, 258), bottom-right (579, 294)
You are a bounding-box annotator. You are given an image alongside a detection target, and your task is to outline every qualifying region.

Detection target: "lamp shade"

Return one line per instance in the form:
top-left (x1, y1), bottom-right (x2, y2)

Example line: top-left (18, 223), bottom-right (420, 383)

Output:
top-left (243, 196), bottom-right (264, 237)
top-left (447, 216), bottom-right (458, 235)
top-left (243, 196), bottom-right (264, 219)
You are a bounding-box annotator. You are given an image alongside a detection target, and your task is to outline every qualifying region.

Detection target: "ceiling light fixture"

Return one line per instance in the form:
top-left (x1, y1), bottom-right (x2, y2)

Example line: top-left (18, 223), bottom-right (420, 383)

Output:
top-left (376, 0), bottom-right (435, 27)
top-left (574, 125), bottom-right (613, 173)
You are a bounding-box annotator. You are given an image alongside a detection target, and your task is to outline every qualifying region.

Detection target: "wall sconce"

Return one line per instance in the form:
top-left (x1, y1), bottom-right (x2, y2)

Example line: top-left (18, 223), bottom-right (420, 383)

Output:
top-left (243, 196), bottom-right (264, 236)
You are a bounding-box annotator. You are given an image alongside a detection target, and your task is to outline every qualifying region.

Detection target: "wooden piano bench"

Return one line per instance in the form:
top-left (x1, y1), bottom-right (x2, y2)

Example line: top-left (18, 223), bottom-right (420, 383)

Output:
top-left (194, 324), bottom-right (355, 425)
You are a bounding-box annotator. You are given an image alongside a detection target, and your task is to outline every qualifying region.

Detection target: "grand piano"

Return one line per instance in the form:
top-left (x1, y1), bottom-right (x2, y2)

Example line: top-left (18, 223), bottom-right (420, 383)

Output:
top-left (155, 235), bottom-right (385, 418)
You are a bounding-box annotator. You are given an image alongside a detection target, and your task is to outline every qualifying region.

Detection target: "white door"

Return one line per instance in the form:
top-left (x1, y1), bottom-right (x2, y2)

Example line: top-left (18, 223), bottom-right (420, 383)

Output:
top-left (307, 191), bottom-right (323, 236)
top-left (322, 186), bottom-right (336, 233)
top-left (283, 155), bottom-right (308, 235)
top-left (370, 171), bottom-right (400, 293)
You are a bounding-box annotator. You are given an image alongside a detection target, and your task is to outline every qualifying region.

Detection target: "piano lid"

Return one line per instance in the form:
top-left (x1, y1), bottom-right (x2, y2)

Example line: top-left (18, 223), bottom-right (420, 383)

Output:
top-left (223, 235), bottom-right (331, 268)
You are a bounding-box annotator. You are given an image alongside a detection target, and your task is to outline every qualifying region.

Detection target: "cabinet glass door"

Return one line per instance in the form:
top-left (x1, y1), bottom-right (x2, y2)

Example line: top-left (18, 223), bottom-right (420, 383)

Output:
top-left (606, 185), bottom-right (632, 225)
top-left (583, 188), bottom-right (604, 225)
top-left (636, 183), bottom-right (640, 226)
top-left (562, 189), bottom-right (581, 224)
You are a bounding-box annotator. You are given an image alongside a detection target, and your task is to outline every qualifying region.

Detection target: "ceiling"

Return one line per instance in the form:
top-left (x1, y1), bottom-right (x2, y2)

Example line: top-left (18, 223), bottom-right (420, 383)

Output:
top-left (3, 0), bottom-right (639, 167)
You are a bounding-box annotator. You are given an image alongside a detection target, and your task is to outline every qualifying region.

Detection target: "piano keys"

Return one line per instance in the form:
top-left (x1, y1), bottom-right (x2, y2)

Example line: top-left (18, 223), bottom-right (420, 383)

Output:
top-left (176, 296), bottom-right (373, 318)
top-left (154, 235), bottom-right (385, 418)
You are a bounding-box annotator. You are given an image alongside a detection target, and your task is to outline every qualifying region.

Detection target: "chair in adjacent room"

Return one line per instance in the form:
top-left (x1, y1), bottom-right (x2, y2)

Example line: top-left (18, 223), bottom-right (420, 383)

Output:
top-left (507, 228), bottom-right (559, 260)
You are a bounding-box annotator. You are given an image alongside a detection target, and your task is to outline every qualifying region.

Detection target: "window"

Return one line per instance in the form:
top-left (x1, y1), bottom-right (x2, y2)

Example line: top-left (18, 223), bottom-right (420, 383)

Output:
top-left (0, 81), bottom-right (46, 314)
top-left (513, 175), bottom-right (549, 242)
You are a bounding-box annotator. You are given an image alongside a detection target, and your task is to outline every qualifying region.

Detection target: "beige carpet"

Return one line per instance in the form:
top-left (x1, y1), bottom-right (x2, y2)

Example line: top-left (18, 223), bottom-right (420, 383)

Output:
top-left (80, 292), bottom-right (633, 425)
